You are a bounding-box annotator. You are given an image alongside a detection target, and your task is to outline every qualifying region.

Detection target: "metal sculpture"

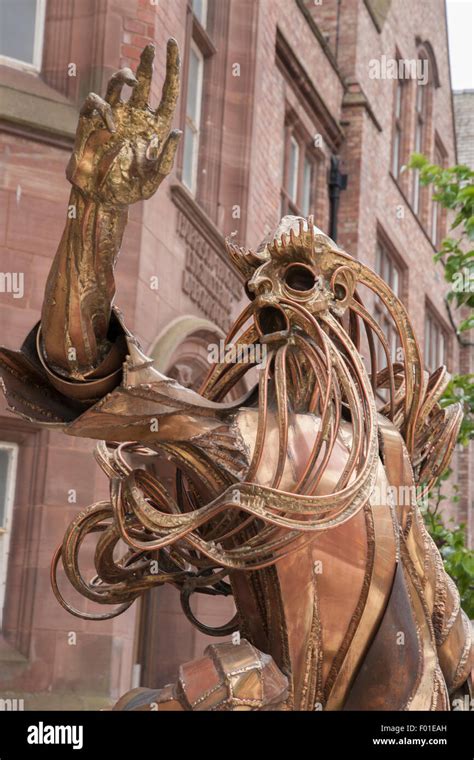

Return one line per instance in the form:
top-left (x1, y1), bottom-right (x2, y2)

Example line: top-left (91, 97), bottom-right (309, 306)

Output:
top-left (0, 41), bottom-right (471, 711)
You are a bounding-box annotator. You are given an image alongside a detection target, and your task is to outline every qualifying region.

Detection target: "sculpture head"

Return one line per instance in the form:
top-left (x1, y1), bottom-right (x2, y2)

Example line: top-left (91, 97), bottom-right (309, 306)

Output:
top-left (226, 215), bottom-right (358, 349)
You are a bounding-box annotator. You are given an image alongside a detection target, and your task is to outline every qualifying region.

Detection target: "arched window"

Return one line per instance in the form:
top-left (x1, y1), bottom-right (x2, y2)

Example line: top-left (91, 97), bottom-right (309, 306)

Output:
top-left (411, 40), bottom-right (440, 225)
top-left (390, 49), bottom-right (410, 181)
top-left (412, 53), bottom-right (432, 217)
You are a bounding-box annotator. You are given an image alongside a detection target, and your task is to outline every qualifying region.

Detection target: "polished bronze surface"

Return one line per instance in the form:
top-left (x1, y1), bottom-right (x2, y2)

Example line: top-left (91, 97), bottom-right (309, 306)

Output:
top-left (0, 42), bottom-right (471, 711)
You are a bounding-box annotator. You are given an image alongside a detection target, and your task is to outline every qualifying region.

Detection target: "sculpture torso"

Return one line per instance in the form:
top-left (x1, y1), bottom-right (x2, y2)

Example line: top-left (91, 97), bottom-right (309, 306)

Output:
top-left (210, 405), bottom-right (444, 710)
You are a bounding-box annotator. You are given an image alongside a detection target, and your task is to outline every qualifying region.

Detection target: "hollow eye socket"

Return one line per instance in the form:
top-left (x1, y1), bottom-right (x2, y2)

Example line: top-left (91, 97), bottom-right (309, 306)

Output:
top-left (284, 264), bottom-right (317, 293)
top-left (244, 282), bottom-right (256, 301)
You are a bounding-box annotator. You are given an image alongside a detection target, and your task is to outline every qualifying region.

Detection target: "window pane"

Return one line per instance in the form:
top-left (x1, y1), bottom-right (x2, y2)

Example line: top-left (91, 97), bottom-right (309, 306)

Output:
top-left (392, 129), bottom-right (400, 177)
top-left (192, 0), bottom-right (207, 28)
top-left (0, 0), bottom-right (38, 64)
top-left (431, 196), bottom-right (438, 244)
top-left (186, 47), bottom-right (203, 126)
top-left (382, 251), bottom-right (390, 285)
top-left (424, 312), bottom-right (446, 372)
top-left (392, 267), bottom-right (399, 296)
top-left (287, 137), bottom-right (299, 203)
top-left (375, 245), bottom-right (382, 275)
top-left (182, 124), bottom-right (197, 191)
top-left (415, 122), bottom-right (422, 153)
top-left (182, 44), bottom-right (203, 194)
top-left (413, 169), bottom-right (420, 214)
top-left (395, 82), bottom-right (402, 118)
top-left (301, 157), bottom-right (313, 216)
top-left (424, 316), bottom-right (431, 369)
top-left (433, 323), bottom-right (439, 368)
top-left (0, 449), bottom-right (12, 528)
top-left (416, 82), bottom-right (424, 113)
top-left (439, 331), bottom-right (445, 367)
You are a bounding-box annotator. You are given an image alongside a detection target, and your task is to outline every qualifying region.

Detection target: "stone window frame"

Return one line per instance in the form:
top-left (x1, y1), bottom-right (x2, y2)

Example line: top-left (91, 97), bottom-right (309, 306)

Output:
top-left (0, 417), bottom-right (48, 659)
top-left (0, 441), bottom-right (19, 626)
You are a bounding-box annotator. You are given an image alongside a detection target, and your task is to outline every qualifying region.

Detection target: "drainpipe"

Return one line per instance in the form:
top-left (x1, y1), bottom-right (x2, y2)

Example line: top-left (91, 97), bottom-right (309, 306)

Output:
top-left (328, 156), bottom-right (347, 242)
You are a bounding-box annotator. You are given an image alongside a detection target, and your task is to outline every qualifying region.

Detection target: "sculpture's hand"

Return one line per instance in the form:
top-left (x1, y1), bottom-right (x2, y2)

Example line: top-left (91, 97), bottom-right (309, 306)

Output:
top-left (40, 40), bottom-right (181, 379)
top-left (66, 40), bottom-right (181, 206)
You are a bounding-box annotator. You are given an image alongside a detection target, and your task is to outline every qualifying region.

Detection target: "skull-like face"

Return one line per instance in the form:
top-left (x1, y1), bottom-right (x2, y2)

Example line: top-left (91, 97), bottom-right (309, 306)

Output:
top-left (236, 216), bottom-right (351, 344)
top-left (246, 256), bottom-right (331, 343)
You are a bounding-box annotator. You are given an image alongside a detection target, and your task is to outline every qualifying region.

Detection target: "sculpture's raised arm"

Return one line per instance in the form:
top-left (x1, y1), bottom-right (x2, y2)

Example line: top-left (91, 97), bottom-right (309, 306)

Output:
top-left (0, 42), bottom-right (238, 442)
top-left (41, 42), bottom-right (180, 383)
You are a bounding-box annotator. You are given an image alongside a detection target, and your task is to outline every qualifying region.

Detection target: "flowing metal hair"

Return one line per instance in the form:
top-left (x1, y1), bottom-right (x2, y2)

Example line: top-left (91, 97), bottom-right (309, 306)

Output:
top-left (51, 218), bottom-right (462, 633)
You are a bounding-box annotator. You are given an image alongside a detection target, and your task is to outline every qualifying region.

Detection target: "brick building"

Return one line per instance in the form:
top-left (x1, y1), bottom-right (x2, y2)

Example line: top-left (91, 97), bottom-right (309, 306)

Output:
top-left (454, 90), bottom-right (474, 169)
top-left (0, 0), bottom-right (471, 708)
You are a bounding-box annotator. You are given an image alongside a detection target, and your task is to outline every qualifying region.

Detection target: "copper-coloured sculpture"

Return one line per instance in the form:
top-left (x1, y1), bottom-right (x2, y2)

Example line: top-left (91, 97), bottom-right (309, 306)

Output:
top-left (0, 42), bottom-right (471, 711)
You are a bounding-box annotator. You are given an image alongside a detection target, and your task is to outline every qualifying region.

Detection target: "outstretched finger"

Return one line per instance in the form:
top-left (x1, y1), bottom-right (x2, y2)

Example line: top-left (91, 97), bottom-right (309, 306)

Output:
top-left (80, 93), bottom-right (116, 132)
top-left (142, 129), bottom-right (182, 199)
top-left (129, 44), bottom-right (155, 108)
top-left (158, 128), bottom-right (182, 176)
top-left (155, 38), bottom-right (180, 132)
top-left (105, 68), bottom-right (138, 106)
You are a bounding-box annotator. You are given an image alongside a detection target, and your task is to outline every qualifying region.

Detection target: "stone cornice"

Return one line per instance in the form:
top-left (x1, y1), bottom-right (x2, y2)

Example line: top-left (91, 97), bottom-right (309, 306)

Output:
top-left (342, 80), bottom-right (383, 133)
top-left (275, 28), bottom-right (345, 150)
top-left (0, 68), bottom-right (77, 148)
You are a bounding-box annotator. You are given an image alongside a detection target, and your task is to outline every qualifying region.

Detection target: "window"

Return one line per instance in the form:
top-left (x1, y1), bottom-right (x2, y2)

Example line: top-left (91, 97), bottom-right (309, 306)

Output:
top-left (412, 80), bottom-right (426, 215)
top-left (424, 309), bottom-right (448, 373)
top-left (286, 137), bottom-right (299, 207)
top-left (391, 79), bottom-right (406, 179)
top-left (375, 241), bottom-right (404, 373)
top-left (182, 42), bottom-right (204, 193)
top-left (0, 0), bottom-right (46, 71)
top-left (177, 1), bottom-right (231, 223)
top-left (411, 45), bottom-right (437, 221)
top-left (180, 0), bottom-right (222, 197)
top-left (282, 125), bottom-right (317, 217)
top-left (192, 0), bottom-right (208, 28)
top-left (431, 138), bottom-right (446, 247)
top-left (302, 156), bottom-right (313, 217)
top-left (0, 442), bottom-right (18, 625)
